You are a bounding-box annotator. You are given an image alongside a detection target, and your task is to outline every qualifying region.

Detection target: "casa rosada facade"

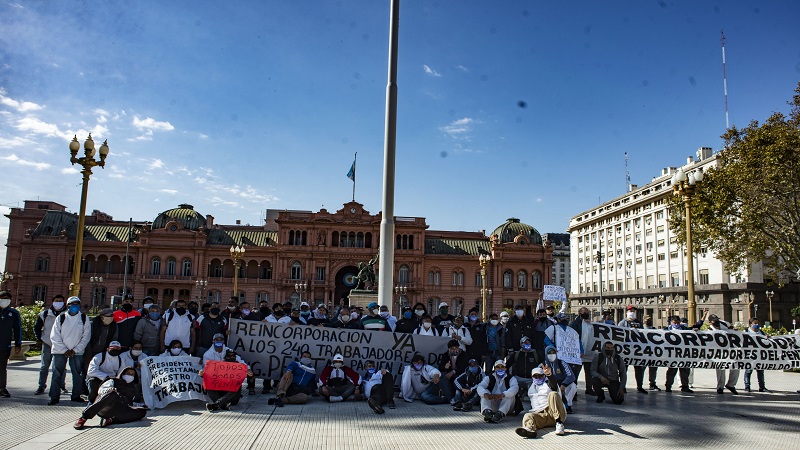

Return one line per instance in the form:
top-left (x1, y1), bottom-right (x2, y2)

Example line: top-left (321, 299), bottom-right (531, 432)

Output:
top-left (4, 200), bottom-right (554, 315)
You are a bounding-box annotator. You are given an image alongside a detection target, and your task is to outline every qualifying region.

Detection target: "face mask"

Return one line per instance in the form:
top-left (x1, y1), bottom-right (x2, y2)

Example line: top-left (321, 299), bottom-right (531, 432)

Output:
top-left (170, 348), bottom-right (183, 355)
top-left (501, 317), bottom-right (508, 324)
top-left (547, 312), bottom-right (554, 318)
top-left (412, 363), bottom-right (423, 371)
top-left (515, 310), bottom-right (524, 317)
top-left (468, 366), bottom-right (480, 374)
top-left (490, 319), bottom-right (499, 326)
top-left (68, 305), bottom-right (81, 314)
top-left (214, 341), bottom-right (224, 348)
top-left (604, 349), bottom-right (614, 356)
top-left (143, 303), bottom-right (153, 311)
top-left (274, 310), bottom-right (284, 318)
top-left (122, 303), bottom-right (133, 312)
top-left (210, 308), bottom-right (221, 316)
top-left (670, 324), bottom-right (682, 330)
top-left (149, 312), bottom-right (161, 320)
top-left (189, 307), bottom-right (199, 315)
top-left (340, 315), bottom-right (350, 323)
top-left (52, 302), bottom-right (65, 310)
top-left (260, 307), bottom-right (271, 316)
top-left (380, 311), bottom-right (390, 318)
top-left (108, 349), bottom-right (121, 357)
top-left (227, 306), bottom-right (236, 311)
top-left (547, 354), bottom-right (557, 362)
top-left (101, 317), bottom-right (114, 325)
top-left (627, 312), bottom-right (636, 320)
top-left (122, 375), bottom-right (135, 383)
top-left (300, 311), bottom-right (311, 317)
top-left (495, 369), bottom-right (507, 377)
top-left (333, 362), bottom-right (343, 369)
top-left (580, 313), bottom-right (590, 320)
top-left (241, 308), bottom-right (251, 315)
top-left (423, 322), bottom-right (432, 329)
top-left (283, 308), bottom-right (292, 314)
top-left (131, 349), bottom-right (142, 357)
top-left (522, 343), bottom-right (532, 351)
top-left (367, 367), bottom-right (376, 374)
top-left (440, 308), bottom-right (448, 315)
top-left (175, 307), bottom-right (187, 315)
top-left (533, 377), bottom-right (546, 386)
top-left (453, 322), bottom-right (462, 329)
top-left (300, 357), bottom-right (313, 366)
top-left (468, 315), bottom-right (478, 322)
top-left (350, 312), bottom-right (359, 320)
top-left (415, 309), bottom-right (425, 317)
top-left (752, 324), bottom-right (761, 330)
top-left (403, 311), bottom-right (412, 319)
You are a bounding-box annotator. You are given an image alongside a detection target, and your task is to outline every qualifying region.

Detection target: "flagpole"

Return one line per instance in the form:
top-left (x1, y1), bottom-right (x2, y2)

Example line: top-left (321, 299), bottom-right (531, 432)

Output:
top-left (352, 152), bottom-right (357, 202)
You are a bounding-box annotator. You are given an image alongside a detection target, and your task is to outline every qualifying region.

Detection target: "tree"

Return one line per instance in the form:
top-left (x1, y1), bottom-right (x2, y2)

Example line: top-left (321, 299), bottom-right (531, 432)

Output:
top-left (669, 82), bottom-right (800, 284)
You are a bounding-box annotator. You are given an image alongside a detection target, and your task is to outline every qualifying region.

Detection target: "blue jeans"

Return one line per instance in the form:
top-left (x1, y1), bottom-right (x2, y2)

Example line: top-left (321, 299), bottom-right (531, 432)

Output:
top-left (453, 388), bottom-right (479, 406)
top-left (50, 353), bottom-right (85, 401)
top-left (38, 343), bottom-right (54, 389)
top-left (420, 379), bottom-right (452, 404)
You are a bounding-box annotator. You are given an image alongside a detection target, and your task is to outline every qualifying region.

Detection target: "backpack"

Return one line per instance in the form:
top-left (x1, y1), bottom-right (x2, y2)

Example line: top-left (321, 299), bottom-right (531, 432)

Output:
top-left (165, 309), bottom-right (195, 325)
top-left (486, 375), bottom-right (524, 416)
top-left (59, 312), bottom-right (87, 326)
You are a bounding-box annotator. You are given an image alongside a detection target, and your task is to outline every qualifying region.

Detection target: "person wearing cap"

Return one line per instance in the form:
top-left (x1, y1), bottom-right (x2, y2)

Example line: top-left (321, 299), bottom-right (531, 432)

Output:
top-left (86, 341), bottom-right (125, 402)
top-left (113, 294), bottom-right (141, 348)
top-left (707, 313), bottom-right (740, 395)
top-left (507, 336), bottom-right (540, 398)
top-left (201, 333), bottom-right (256, 395)
top-left (200, 349), bottom-right (254, 411)
top-left (543, 345), bottom-right (576, 413)
top-left (394, 306), bottom-right (418, 334)
top-left (438, 339), bottom-right (470, 396)
top-left (477, 359), bottom-right (519, 423)
top-left (444, 316), bottom-right (473, 352)
top-left (591, 341), bottom-right (626, 404)
top-left (288, 308), bottom-right (303, 324)
top-left (74, 365), bottom-right (147, 430)
top-left (453, 358), bottom-right (485, 411)
top-left (361, 302), bottom-right (390, 331)
top-left (318, 353), bottom-right (361, 402)
top-left (413, 315), bottom-right (439, 336)
top-left (222, 297), bottom-right (240, 321)
top-left (138, 296), bottom-right (155, 316)
top-left (195, 305), bottom-right (228, 357)
top-left (84, 308), bottom-right (120, 382)
top-left (432, 302), bottom-right (455, 334)
top-left (270, 351), bottom-right (317, 406)
top-left (569, 306), bottom-right (597, 396)
top-left (134, 304), bottom-right (163, 356)
top-left (400, 353), bottom-right (450, 404)
top-left (515, 366), bottom-right (567, 438)
top-left (499, 311), bottom-right (510, 326)
top-left (506, 301), bottom-right (535, 355)
top-left (380, 305), bottom-right (397, 331)
top-left (617, 305), bottom-right (648, 394)
top-left (362, 360), bottom-right (396, 414)
top-left (0, 291), bottom-right (22, 398)
top-left (544, 312), bottom-right (583, 400)
top-left (34, 294), bottom-right (67, 396)
top-left (48, 296), bottom-right (92, 405)
top-left (297, 302), bottom-right (314, 325)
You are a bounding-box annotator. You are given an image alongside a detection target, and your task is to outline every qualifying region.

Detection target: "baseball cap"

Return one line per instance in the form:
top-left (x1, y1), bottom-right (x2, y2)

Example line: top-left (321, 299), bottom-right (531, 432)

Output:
top-left (367, 302), bottom-right (378, 309)
top-left (333, 353), bottom-right (344, 361)
top-left (67, 296), bottom-right (81, 305)
top-left (108, 341), bottom-right (122, 349)
top-left (438, 302), bottom-right (448, 309)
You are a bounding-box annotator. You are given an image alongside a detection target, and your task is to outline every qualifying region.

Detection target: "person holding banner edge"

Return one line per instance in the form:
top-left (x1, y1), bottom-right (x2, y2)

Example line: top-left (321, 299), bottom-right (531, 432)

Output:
top-left (617, 305), bottom-right (648, 394)
top-left (200, 349), bottom-right (253, 411)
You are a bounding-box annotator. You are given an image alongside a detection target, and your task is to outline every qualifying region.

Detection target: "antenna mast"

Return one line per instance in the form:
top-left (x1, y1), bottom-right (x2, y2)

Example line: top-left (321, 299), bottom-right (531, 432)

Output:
top-left (721, 30), bottom-right (730, 130)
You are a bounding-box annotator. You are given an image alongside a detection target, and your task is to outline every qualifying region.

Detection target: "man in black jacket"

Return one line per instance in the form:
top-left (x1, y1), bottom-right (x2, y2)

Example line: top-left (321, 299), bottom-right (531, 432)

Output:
top-left (591, 342), bottom-right (626, 404)
top-left (195, 307), bottom-right (227, 357)
top-left (439, 339), bottom-right (469, 394)
top-left (453, 358), bottom-right (485, 411)
top-left (507, 336), bottom-right (540, 397)
top-left (0, 291), bottom-right (22, 398)
top-left (466, 307), bottom-right (488, 362)
top-left (83, 309), bottom-right (119, 383)
top-left (394, 306), bottom-right (418, 334)
top-left (505, 301), bottom-right (534, 354)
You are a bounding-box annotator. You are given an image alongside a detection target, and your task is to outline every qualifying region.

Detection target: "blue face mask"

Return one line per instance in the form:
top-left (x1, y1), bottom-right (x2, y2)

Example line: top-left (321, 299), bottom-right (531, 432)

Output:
top-left (68, 305), bottom-right (81, 314)
top-left (495, 369), bottom-right (506, 377)
top-left (300, 311), bottom-right (311, 317)
top-left (468, 366), bottom-right (480, 374)
top-left (367, 368), bottom-right (376, 374)
top-left (522, 343), bottom-right (532, 351)
top-left (752, 324), bottom-right (761, 331)
top-left (412, 363), bottom-right (423, 371)
top-left (469, 315), bottom-right (478, 322)
top-left (403, 311), bottom-right (412, 319)
top-left (670, 324), bottom-right (682, 330)
top-left (533, 376), bottom-right (546, 386)
top-left (214, 341), bottom-right (224, 348)
top-left (150, 312), bottom-right (161, 320)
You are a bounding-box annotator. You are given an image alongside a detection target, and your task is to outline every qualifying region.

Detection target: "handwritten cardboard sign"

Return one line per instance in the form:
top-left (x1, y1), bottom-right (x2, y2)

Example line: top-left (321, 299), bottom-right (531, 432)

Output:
top-left (203, 360), bottom-right (249, 392)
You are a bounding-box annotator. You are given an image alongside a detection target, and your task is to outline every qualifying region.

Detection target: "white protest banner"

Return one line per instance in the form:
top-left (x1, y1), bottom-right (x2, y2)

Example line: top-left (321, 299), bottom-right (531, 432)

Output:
top-left (590, 323), bottom-right (800, 371)
top-left (543, 285), bottom-right (567, 301)
top-left (549, 325), bottom-right (582, 365)
top-left (140, 355), bottom-right (209, 409)
top-left (228, 319), bottom-right (450, 383)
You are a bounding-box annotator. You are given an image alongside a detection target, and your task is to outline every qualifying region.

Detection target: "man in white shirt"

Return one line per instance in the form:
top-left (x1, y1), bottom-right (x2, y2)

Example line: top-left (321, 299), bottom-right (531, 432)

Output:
top-left (159, 299), bottom-right (196, 355)
top-left (48, 296), bottom-right (92, 405)
top-left (515, 366), bottom-right (566, 438)
top-left (476, 360), bottom-right (519, 423)
top-left (86, 341), bottom-right (124, 402)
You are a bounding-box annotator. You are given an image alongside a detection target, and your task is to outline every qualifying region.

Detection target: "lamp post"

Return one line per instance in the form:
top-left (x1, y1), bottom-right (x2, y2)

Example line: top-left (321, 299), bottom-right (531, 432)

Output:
top-left (596, 248), bottom-right (604, 305)
top-left (196, 279), bottom-right (208, 301)
top-left (671, 166), bottom-right (704, 325)
top-left (68, 134), bottom-right (109, 297)
top-left (230, 245), bottom-right (245, 299)
top-left (765, 290), bottom-right (774, 324)
top-left (658, 294), bottom-right (666, 327)
top-left (479, 254), bottom-right (493, 321)
top-left (295, 281), bottom-right (308, 306)
top-left (89, 275), bottom-right (103, 310)
top-left (394, 284), bottom-right (407, 310)
top-left (0, 272), bottom-right (13, 291)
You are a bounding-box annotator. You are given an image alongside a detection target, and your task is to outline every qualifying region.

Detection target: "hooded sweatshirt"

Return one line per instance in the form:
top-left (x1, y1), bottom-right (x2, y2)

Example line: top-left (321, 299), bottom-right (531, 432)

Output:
top-left (590, 347), bottom-right (626, 384)
top-left (543, 345), bottom-right (575, 386)
top-left (50, 311), bottom-right (92, 355)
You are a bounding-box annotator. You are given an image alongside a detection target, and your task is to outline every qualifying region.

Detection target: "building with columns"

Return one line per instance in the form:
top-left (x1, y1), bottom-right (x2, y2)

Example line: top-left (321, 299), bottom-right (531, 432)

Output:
top-left (4, 200), bottom-right (555, 315)
top-left (567, 147), bottom-right (798, 329)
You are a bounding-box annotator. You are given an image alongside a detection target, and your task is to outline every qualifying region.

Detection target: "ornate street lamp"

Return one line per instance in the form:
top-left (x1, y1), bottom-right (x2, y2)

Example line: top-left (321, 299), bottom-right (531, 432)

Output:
top-left (766, 290), bottom-right (774, 323)
top-left (394, 284), bottom-right (407, 310)
top-left (0, 272), bottom-right (13, 290)
top-left (196, 279), bottom-right (208, 301)
top-left (89, 275), bottom-right (103, 310)
top-left (671, 167), bottom-right (703, 325)
top-left (230, 245), bottom-right (245, 299)
top-left (68, 134), bottom-right (109, 297)
top-left (479, 254), bottom-right (493, 321)
top-left (294, 281), bottom-right (308, 306)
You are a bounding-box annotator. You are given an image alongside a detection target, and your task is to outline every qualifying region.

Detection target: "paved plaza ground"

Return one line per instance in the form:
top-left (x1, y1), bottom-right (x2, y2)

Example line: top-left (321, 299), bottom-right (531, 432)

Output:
top-left (1, 357), bottom-right (799, 450)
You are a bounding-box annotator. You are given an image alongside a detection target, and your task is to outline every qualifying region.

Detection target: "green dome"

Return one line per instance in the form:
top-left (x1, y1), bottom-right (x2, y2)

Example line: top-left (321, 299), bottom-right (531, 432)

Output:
top-left (153, 204), bottom-right (206, 231)
top-left (492, 218), bottom-right (542, 245)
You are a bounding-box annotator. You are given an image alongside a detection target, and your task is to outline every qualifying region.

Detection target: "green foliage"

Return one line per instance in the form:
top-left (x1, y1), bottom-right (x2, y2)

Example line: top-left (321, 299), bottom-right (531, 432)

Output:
top-left (669, 82), bottom-right (800, 281)
top-left (760, 325), bottom-right (789, 336)
top-left (17, 304), bottom-right (44, 342)
top-left (790, 305), bottom-right (800, 318)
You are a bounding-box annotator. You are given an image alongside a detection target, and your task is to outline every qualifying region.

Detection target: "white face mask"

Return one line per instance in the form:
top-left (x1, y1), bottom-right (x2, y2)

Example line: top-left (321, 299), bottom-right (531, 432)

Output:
top-left (515, 310), bottom-right (524, 317)
top-left (501, 317), bottom-right (509, 324)
top-left (350, 312), bottom-right (359, 320)
top-left (333, 362), bottom-right (343, 369)
top-left (423, 322), bottom-right (432, 329)
top-left (340, 315), bottom-right (350, 323)
top-left (415, 309), bottom-right (425, 317)
top-left (52, 301), bottom-right (65, 310)
top-left (371, 308), bottom-right (380, 315)
top-left (143, 303), bottom-right (153, 311)
top-left (0, 299), bottom-right (10, 309)
top-left (131, 349), bottom-right (142, 357)
top-left (380, 311), bottom-right (390, 318)
top-left (122, 374), bottom-right (135, 383)
top-left (547, 354), bottom-right (557, 362)
top-left (627, 312), bottom-right (636, 320)
top-left (490, 319), bottom-right (499, 326)
top-left (170, 348), bottom-right (182, 356)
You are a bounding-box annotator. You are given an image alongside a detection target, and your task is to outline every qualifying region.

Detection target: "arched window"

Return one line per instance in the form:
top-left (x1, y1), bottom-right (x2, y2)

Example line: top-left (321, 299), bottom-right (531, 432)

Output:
top-left (260, 261), bottom-right (272, 279)
top-left (452, 270), bottom-right (464, 286)
top-left (290, 261), bottom-right (302, 280)
top-left (181, 258), bottom-right (192, 277)
top-left (348, 232), bottom-right (356, 247)
top-left (257, 292), bottom-right (270, 303)
top-left (356, 232), bottom-right (364, 248)
top-left (428, 270), bottom-right (440, 286)
top-left (402, 235), bottom-right (408, 249)
top-left (332, 231), bottom-right (339, 247)
top-left (396, 234), bottom-right (402, 249)
top-left (517, 270), bottom-right (527, 289)
top-left (408, 235), bottom-right (414, 250)
top-left (302, 230), bottom-right (307, 246)
top-left (150, 257), bottom-right (161, 275)
top-left (532, 271), bottom-right (542, 289)
top-left (365, 232), bottom-right (373, 248)
top-left (166, 258), bottom-right (177, 276)
top-left (289, 230), bottom-right (295, 246)
top-left (340, 231), bottom-right (347, 247)
top-left (398, 265), bottom-right (410, 284)
top-left (35, 256), bottom-right (50, 272)
top-left (503, 270), bottom-right (513, 289)
top-left (33, 285), bottom-right (47, 302)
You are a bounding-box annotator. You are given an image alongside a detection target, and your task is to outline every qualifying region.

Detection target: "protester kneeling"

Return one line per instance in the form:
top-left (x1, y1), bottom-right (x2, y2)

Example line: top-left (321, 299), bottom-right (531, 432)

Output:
top-left (477, 360), bottom-right (519, 423)
top-left (515, 366), bottom-right (566, 439)
top-left (318, 353), bottom-right (361, 402)
top-left (591, 342), bottom-right (626, 405)
top-left (200, 349), bottom-right (254, 411)
top-left (74, 366), bottom-right (147, 429)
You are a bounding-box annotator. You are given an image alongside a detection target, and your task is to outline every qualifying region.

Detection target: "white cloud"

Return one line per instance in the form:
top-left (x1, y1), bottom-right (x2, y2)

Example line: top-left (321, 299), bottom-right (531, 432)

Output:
top-left (97, 115), bottom-right (107, 124)
top-left (160, 189), bottom-right (178, 195)
top-left (423, 64), bottom-right (441, 77)
top-left (14, 117), bottom-right (62, 137)
top-left (198, 133), bottom-right (208, 140)
top-left (61, 167), bottom-right (79, 175)
top-left (94, 109), bottom-right (109, 116)
top-left (128, 129), bottom-right (154, 142)
top-left (133, 116), bottom-right (174, 131)
top-left (440, 117), bottom-right (478, 138)
top-left (536, 198), bottom-right (543, 203)
top-left (0, 88), bottom-right (43, 112)
top-left (0, 154), bottom-right (51, 170)
top-left (9, 2), bottom-right (24, 8)
top-left (148, 158), bottom-right (165, 170)
top-left (455, 64), bottom-right (468, 72)
top-left (91, 123), bottom-right (109, 137)
top-left (0, 135), bottom-right (35, 148)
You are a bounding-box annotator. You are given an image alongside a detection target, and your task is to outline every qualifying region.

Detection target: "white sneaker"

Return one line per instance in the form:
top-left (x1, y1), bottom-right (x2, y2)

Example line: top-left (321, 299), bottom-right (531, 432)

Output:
top-left (555, 422), bottom-right (565, 436)
top-left (329, 396), bottom-right (343, 403)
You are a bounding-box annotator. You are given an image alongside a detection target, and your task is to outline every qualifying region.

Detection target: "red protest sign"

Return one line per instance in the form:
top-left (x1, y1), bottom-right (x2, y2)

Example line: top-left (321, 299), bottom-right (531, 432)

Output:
top-left (202, 360), bottom-right (248, 392)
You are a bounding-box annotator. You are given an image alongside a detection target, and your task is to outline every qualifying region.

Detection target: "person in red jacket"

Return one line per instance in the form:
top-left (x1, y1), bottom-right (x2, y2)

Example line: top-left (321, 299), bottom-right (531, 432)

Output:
top-left (317, 353), bottom-right (361, 402)
top-left (113, 295), bottom-right (141, 349)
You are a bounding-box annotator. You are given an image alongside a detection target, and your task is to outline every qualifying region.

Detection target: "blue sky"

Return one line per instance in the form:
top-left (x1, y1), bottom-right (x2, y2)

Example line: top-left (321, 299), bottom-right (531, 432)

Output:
top-left (1, 1), bottom-right (799, 270)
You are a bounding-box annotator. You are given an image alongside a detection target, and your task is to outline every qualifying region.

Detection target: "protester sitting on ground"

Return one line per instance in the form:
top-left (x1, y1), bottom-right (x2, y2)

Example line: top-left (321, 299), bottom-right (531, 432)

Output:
top-left (134, 304), bottom-right (163, 356)
top-left (591, 342), bottom-right (626, 404)
top-left (202, 333), bottom-right (256, 395)
top-left (318, 353), bottom-right (361, 402)
top-left (200, 349), bottom-right (254, 411)
top-left (86, 341), bottom-right (125, 403)
top-left (74, 366), bottom-right (146, 430)
top-left (269, 351), bottom-right (317, 406)
top-left (443, 316), bottom-right (473, 352)
top-left (413, 316), bottom-right (439, 336)
top-left (514, 366), bottom-right (566, 439)
top-left (477, 359), bottom-right (519, 423)
top-left (362, 361), bottom-right (396, 414)
top-left (438, 339), bottom-right (469, 392)
top-left (401, 354), bottom-right (451, 404)
top-left (161, 340), bottom-right (188, 357)
top-left (453, 358), bottom-right (485, 412)
top-left (507, 336), bottom-right (539, 397)
top-left (543, 345), bottom-right (576, 413)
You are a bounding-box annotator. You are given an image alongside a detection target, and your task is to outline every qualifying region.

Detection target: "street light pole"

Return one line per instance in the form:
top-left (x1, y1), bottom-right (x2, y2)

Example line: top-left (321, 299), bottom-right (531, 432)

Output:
top-left (68, 135), bottom-right (109, 298)
top-left (671, 167), bottom-right (703, 325)
top-left (479, 254), bottom-right (492, 321)
top-left (394, 285), bottom-right (407, 311)
top-left (766, 290), bottom-right (774, 323)
top-left (230, 246), bottom-right (245, 300)
top-left (295, 281), bottom-right (308, 306)
top-left (90, 276), bottom-right (103, 311)
top-left (196, 279), bottom-right (208, 302)
top-left (596, 248), bottom-right (604, 305)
